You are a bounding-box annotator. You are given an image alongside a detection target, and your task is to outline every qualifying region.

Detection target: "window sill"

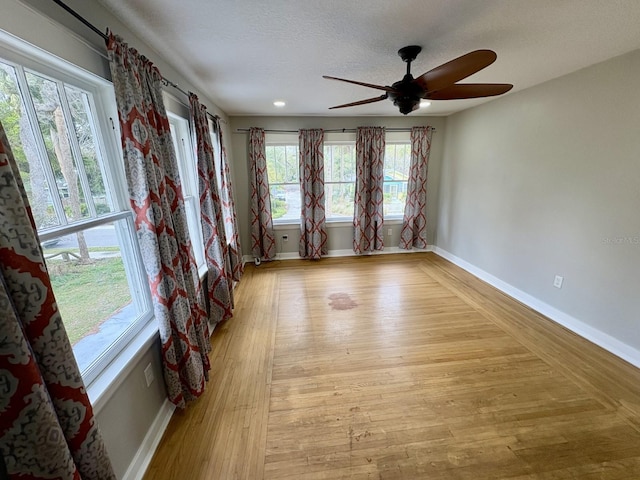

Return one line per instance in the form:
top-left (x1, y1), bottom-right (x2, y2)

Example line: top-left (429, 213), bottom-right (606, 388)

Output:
top-left (326, 220), bottom-right (353, 227)
top-left (273, 218), bottom-right (404, 228)
top-left (87, 317), bottom-right (159, 414)
top-left (273, 222), bottom-right (299, 229)
top-left (198, 263), bottom-right (209, 280)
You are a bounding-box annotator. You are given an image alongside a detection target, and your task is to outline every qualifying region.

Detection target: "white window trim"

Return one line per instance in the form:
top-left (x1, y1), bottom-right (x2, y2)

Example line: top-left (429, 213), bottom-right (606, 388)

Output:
top-left (168, 113), bottom-right (206, 272)
top-left (265, 134), bottom-right (300, 225)
top-left (262, 131), bottom-right (412, 227)
top-left (0, 30), bottom-right (157, 396)
top-left (323, 139), bottom-right (357, 223)
top-left (383, 140), bottom-right (412, 221)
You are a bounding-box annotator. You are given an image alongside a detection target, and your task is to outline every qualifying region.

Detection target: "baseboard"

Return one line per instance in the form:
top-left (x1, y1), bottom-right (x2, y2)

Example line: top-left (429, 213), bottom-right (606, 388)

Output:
top-left (433, 247), bottom-right (640, 369)
top-left (121, 399), bottom-right (175, 480)
top-left (243, 245), bottom-right (433, 265)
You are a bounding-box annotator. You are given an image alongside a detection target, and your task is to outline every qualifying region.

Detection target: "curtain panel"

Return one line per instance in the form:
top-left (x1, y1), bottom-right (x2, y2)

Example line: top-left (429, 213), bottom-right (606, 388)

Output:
top-left (107, 32), bottom-right (210, 409)
top-left (189, 93), bottom-right (233, 325)
top-left (249, 127), bottom-right (276, 261)
top-left (400, 126), bottom-right (433, 250)
top-left (212, 118), bottom-right (244, 281)
top-left (299, 129), bottom-right (327, 259)
top-left (0, 122), bottom-right (116, 479)
top-left (353, 126), bottom-right (386, 254)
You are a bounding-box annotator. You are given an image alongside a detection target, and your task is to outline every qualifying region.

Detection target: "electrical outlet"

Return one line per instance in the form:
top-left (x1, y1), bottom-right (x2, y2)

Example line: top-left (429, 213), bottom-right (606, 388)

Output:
top-left (282, 235), bottom-right (288, 242)
top-left (387, 228), bottom-right (392, 236)
top-left (144, 363), bottom-right (154, 387)
top-left (553, 275), bottom-right (564, 289)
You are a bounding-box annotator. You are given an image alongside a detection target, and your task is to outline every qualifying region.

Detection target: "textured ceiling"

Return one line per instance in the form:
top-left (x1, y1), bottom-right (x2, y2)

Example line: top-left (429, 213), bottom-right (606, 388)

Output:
top-left (96, 0), bottom-right (640, 117)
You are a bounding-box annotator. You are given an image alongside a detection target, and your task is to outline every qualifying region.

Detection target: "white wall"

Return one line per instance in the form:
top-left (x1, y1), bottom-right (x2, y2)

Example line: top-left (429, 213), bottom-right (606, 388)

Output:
top-left (437, 49), bottom-right (640, 360)
top-left (229, 115), bottom-right (446, 256)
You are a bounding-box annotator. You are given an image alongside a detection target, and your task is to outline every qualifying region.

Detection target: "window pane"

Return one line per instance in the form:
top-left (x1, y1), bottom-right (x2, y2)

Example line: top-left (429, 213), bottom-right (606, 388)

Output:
top-left (266, 144), bottom-right (301, 223)
top-left (26, 71), bottom-right (90, 224)
top-left (323, 145), bottom-right (333, 180)
top-left (42, 220), bottom-right (140, 372)
top-left (0, 61), bottom-right (59, 229)
top-left (384, 144), bottom-right (397, 178)
top-left (323, 144), bottom-right (356, 220)
top-left (270, 184), bottom-right (300, 222)
top-left (284, 145), bottom-right (298, 183)
top-left (183, 196), bottom-right (204, 268)
top-left (326, 183), bottom-right (354, 219)
top-left (340, 145), bottom-right (356, 181)
top-left (383, 144), bottom-right (411, 216)
top-left (266, 145), bottom-right (282, 183)
top-left (65, 85), bottom-right (113, 215)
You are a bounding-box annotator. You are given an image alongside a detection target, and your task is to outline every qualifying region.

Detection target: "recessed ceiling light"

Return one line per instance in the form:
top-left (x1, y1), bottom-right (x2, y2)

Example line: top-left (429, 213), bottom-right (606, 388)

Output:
top-left (273, 100), bottom-right (286, 107)
top-left (419, 101), bottom-right (431, 108)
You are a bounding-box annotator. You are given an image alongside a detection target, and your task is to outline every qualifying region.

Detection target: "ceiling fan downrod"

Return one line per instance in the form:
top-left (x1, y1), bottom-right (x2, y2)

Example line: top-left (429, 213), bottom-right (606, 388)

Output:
top-left (398, 45), bottom-right (422, 77)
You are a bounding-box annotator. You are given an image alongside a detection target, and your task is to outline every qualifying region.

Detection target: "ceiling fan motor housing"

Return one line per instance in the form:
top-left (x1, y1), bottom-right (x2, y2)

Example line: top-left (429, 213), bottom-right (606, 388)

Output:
top-left (389, 75), bottom-right (425, 114)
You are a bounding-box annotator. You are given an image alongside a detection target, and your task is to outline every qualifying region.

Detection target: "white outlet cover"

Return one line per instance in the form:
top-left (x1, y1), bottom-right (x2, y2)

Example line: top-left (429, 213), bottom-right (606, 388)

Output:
top-left (553, 275), bottom-right (564, 289)
top-left (144, 364), bottom-right (154, 387)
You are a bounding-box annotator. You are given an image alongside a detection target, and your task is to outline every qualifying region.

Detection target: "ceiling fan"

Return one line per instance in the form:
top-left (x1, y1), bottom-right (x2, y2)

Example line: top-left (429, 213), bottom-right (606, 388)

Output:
top-left (324, 46), bottom-right (513, 114)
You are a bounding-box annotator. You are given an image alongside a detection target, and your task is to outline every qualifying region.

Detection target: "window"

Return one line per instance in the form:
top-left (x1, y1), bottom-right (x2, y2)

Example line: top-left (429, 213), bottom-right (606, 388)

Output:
top-left (323, 142), bottom-right (356, 220)
top-left (0, 46), bottom-right (152, 384)
top-left (168, 114), bottom-right (205, 271)
top-left (209, 119), bottom-right (234, 243)
top-left (383, 142), bottom-right (411, 217)
top-left (265, 140), bottom-right (300, 223)
top-left (262, 132), bottom-right (412, 224)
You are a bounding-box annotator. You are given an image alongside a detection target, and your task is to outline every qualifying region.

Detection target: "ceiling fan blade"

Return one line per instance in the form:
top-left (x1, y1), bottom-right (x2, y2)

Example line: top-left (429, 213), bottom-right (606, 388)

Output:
top-left (414, 50), bottom-right (498, 93)
top-left (328, 94), bottom-right (388, 109)
top-left (425, 83), bottom-right (513, 100)
top-left (323, 75), bottom-right (398, 93)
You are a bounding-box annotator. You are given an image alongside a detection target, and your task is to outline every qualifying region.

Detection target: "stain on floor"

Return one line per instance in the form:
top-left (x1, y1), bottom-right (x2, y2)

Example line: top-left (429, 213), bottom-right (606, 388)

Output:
top-left (328, 292), bottom-right (358, 310)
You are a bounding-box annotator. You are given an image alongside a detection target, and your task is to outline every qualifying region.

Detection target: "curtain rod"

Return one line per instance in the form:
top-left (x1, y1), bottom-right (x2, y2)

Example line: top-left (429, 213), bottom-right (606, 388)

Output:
top-left (51, 0), bottom-right (221, 122)
top-left (234, 127), bottom-right (436, 134)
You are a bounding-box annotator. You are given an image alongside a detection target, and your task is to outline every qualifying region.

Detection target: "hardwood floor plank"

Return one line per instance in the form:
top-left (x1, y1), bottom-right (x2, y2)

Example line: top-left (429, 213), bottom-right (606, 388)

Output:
top-left (144, 253), bottom-right (640, 479)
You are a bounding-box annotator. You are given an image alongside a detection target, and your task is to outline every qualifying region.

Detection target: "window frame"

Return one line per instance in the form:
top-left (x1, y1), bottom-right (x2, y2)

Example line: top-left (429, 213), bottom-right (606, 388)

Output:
top-left (323, 138), bottom-right (357, 223)
top-left (265, 133), bottom-right (301, 225)
top-left (0, 35), bottom-right (154, 388)
top-left (209, 118), bottom-right (235, 243)
top-left (261, 131), bottom-right (413, 225)
top-left (383, 139), bottom-right (412, 220)
top-left (168, 113), bottom-right (206, 274)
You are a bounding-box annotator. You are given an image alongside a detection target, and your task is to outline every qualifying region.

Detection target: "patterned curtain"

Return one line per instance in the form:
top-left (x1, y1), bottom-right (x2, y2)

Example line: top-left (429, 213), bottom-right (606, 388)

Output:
top-left (299, 129), bottom-right (327, 259)
top-left (212, 118), bottom-right (244, 281)
top-left (107, 33), bottom-right (210, 409)
top-left (249, 127), bottom-right (276, 261)
top-left (189, 93), bottom-right (233, 325)
top-left (400, 126), bottom-right (433, 250)
top-left (353, 126), bottom-right (386, 254)
top-left (0, 122), bottom-right (116, 479)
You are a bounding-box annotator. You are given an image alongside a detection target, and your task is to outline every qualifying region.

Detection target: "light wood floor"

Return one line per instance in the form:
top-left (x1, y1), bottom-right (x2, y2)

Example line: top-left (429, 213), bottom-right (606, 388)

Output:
top-left (143, 253), bottom-right (640, 479)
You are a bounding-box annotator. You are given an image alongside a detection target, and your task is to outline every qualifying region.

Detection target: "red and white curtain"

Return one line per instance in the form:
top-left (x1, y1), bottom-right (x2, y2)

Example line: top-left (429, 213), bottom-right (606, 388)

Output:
top-left (212, 118), bottom-right (244, 281)
top-left (353, 126), bottom-right (385, 254)
top-left (0, 122), bottom-right (116, 479)
top-left (189, 93), bottom-right (233, 325)
top-left (107, 32), bottom-right (210, 409)
top-left (249, 127), bottom-right (276, 261)
top-left (299, 129), bottom-right (327, 259)
top-left (400, 126), bottom-right (433, 250)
